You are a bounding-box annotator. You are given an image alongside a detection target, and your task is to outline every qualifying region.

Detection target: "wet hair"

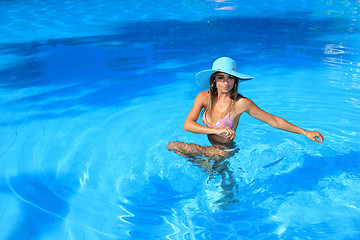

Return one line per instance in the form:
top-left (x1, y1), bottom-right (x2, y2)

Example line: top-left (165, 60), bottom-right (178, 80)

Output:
top-left (206, 72), bottom-right (240, 117)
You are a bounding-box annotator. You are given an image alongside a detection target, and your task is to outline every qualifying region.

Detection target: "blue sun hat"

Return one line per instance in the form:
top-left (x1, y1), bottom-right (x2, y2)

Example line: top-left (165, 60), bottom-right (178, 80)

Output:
top-left (195, 57), bottom-right (254, 89)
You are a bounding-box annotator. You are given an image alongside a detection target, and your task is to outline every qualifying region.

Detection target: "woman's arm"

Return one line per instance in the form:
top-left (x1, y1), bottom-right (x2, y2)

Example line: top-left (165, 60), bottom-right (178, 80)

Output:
top-left (241, 98), bottom-right (323, 143)
top-left (184, 91), bottom-right (235, 140)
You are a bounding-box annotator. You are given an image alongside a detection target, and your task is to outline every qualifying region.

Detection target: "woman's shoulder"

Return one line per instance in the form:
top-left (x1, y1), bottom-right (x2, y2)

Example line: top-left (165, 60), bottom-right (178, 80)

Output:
top-left (235, 94), bottom-right (248, 103)
top-left (234, 95), bottom-right (254, 112)
top-left (194, 90), bottom-right (209, 106)
top-left (235, 94), bottom-right (252, 103)
top-left (198, 90), bottom-right (209, 96)
top-left (196, 90), bottom-right (209, 100)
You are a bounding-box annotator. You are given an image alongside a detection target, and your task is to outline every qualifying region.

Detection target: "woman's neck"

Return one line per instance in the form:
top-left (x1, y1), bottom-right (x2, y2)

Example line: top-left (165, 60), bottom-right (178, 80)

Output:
top-left (216, 92), bottom-right (232, 103)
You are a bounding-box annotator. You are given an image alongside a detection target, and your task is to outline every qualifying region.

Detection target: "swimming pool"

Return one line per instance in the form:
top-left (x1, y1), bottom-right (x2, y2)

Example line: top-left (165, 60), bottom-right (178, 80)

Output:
top-left (1, 0), bottom-right (360, 239)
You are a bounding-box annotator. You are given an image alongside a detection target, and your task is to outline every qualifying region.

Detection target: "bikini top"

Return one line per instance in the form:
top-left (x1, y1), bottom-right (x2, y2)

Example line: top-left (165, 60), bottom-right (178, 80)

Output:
top-left (202, 110), bottom-right (233, 129)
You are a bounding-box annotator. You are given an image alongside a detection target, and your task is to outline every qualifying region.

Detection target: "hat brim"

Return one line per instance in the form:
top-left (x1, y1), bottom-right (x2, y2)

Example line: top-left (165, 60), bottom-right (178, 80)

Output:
top-left (195, 69), bottom-right (253, 89)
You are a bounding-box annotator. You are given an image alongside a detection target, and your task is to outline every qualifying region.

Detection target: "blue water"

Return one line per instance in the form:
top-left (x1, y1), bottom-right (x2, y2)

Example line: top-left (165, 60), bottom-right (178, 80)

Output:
top-left (1, 0), bottom-right (360, 239)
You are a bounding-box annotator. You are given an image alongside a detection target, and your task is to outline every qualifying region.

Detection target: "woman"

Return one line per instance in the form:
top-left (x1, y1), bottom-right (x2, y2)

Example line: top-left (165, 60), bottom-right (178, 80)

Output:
top-left (167, 57), bottom-right (323, 160)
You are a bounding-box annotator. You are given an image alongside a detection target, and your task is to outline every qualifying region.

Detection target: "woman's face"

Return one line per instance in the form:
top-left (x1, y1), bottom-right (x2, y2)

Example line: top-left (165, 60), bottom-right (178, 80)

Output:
top-left (214, 72), bottom-right (235, 93)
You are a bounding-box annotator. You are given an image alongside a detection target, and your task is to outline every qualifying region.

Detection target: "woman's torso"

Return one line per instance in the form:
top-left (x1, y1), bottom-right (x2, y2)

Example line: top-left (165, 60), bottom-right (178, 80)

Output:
top-left (202, 94), bottom-right (243, 144)
top-left (203, 110), bottom-right (240, 143)
top-left (202, 110), bottom-right (233, 129)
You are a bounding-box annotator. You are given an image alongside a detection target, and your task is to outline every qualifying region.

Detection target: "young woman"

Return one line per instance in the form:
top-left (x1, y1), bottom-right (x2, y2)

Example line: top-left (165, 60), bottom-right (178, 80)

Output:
top-left (167, 57), bottom-right (323, 160)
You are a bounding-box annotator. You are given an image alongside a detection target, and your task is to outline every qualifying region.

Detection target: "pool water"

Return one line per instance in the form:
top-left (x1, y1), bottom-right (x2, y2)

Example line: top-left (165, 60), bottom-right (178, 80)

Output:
top-left (1, 0), bottom-right (360, 239)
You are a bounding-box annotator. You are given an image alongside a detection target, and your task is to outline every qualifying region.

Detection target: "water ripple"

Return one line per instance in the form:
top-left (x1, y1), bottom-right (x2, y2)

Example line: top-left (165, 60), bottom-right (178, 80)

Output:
top-left (347, 172), bottom-right (360, 180)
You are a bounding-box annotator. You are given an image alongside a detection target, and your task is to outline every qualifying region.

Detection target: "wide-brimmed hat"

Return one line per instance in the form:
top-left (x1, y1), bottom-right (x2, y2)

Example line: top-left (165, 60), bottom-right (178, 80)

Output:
top-left (195, 57), bottom-right (254, 89)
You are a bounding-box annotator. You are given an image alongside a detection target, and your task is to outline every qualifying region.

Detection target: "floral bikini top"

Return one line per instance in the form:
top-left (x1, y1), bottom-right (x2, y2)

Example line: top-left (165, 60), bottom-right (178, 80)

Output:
top-left (202, 110), bottom-right (233, 129)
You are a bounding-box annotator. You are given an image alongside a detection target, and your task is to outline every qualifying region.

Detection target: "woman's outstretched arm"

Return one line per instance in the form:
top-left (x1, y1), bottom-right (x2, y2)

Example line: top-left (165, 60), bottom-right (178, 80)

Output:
top-left (241, 98), bottom-right (323, 143)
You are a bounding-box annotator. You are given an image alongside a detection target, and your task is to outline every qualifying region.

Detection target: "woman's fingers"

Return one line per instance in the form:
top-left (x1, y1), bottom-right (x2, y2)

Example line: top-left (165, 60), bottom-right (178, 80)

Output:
top-left (225, 127), bottom-right (235, 140)
top-left (316, 132), bottom-right (324, 143)
top-left (306, 131), bottom-right (324, 143)
top-left (216, 127), bottom-right (235, 140)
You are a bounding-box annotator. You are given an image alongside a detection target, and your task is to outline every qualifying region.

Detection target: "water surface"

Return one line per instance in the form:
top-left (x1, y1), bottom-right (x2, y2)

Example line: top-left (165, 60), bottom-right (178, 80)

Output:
top-left (1, 0), bottom-right (360, 239)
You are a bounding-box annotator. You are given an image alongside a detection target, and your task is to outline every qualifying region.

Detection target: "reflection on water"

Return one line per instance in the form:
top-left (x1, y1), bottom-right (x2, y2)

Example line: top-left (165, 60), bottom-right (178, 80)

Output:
top-left (1, 171), bottom-right (77, 239)
top-left (323, 43), bottom-right (360, 90)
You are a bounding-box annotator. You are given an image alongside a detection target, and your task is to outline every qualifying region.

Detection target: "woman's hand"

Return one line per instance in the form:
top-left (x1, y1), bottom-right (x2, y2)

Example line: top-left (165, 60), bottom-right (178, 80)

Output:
top-left (305, 131), bottom-right (324, 143)
top-left (216, 127), bottom-right (236, 140)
